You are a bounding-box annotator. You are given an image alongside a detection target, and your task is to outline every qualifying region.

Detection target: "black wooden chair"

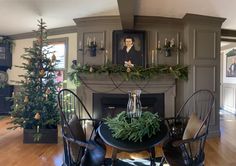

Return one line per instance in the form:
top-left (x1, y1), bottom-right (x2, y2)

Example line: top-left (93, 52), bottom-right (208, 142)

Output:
top-left (160, 89), bottom-right (214, 166)
top-left (58, 89), bottom-right (106, 166)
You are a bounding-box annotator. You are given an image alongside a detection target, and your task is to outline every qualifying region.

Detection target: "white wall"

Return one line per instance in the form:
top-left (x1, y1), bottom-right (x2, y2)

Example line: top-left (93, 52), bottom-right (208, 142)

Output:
top-left (7, 33), bottom-right (77, 89)
top-left (221, 42), bottom-right (236, 114)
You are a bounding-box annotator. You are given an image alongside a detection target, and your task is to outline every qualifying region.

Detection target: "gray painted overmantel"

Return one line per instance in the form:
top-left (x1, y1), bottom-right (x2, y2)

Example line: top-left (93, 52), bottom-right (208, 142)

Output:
top-left (74, 14), bottom-right (225, 137)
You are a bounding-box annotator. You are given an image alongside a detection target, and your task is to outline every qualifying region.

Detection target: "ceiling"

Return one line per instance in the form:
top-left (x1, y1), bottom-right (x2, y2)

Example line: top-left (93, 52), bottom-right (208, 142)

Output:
top-left (0, 0), bottom-right (235, 36)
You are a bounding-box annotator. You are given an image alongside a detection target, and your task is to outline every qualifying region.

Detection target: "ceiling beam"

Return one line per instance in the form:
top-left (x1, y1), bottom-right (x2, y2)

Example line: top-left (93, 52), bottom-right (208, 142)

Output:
top-left (222, 29), bottom-right (236, 37)
top-left (117, 0), bottom-right (134, 30)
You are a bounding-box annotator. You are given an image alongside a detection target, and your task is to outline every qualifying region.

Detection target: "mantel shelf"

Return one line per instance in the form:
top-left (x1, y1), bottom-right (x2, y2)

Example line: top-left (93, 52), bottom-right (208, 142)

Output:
top-left (77, 73), bottom-right (176, 87)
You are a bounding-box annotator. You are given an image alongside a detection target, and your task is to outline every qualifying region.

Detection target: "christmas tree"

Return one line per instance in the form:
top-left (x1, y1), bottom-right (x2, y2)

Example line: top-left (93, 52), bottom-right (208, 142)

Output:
top-left (9, 19), bottom-right (60, 141)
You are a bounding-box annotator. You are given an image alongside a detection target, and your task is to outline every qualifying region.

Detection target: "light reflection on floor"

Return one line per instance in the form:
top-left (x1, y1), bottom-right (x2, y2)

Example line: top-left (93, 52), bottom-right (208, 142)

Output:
top-left (220, 109), bottom-right (236, 120)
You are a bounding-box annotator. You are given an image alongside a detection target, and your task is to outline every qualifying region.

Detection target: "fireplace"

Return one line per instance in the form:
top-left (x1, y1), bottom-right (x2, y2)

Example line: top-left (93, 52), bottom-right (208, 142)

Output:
top-left (93, 93), bottom-right (164, 119)
top-left (77, 74), bottom-right (176, 119)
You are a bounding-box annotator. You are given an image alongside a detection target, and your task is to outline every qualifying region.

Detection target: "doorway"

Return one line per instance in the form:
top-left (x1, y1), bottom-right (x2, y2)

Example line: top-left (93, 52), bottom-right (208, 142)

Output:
top-left (220, 36), bottom-right (236, 115)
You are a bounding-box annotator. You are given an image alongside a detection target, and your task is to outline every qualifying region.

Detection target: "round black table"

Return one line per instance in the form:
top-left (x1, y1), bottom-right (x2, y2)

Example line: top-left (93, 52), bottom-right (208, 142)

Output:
top-left (98, 122), bottom-right (168, 166)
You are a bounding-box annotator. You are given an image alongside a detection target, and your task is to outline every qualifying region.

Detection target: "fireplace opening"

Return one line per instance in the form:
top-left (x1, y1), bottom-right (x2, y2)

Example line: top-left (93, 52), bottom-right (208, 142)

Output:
top-left (93, 93), bottom-right (164, 119)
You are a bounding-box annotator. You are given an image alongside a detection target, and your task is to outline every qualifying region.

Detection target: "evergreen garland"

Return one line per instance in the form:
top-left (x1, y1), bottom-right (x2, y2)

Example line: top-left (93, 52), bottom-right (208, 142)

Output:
top-left (8, 19), bottom-right (60, 142)
top-left (69, 60), bottom-right (188, 86)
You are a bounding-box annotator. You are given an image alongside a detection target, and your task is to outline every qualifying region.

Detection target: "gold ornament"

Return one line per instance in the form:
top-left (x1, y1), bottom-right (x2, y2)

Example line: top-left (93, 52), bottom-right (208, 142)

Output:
top-left (28, 59), bottom-right (32, 65)
top-left (39, 69), bottom-right (45, 77)
top-left (51, 53), bottom-right (56, 62)
top-left (34, 112), bottom-right (41, 120)
top-left (45, 94), bottom-right (48, 100)
top-left (46, 88), bottom-right (51, 94)
top-left (24, 96), bottom-right (29, 103)
top-left (37, 37), bottom-right (42, 43)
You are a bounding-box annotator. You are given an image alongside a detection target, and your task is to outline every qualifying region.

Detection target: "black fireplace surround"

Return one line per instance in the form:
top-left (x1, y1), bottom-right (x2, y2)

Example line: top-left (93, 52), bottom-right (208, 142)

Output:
top-left (93, 93), bottom-right (164, 119)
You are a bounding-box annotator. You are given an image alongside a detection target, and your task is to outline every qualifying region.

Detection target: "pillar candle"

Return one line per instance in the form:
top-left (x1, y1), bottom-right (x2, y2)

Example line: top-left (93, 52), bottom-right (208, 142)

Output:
top-left (170, 38), bottom-right (175, 47)
top-left (87, 37), bottom-right (89, 46)
top-left (101, 40), bottom-right (104, 48)
top-left (93, 37), bottom-right (96, 44)
top-left (133, 94), bottom-right (136, 114)
top-left (104, 50), bottom-right (108, 64)
top-left (79, 41), bottom-right (82, 49)
top-left (158, 40), bottom-right (161, 49)
top-left (151, 50), bottom-right (154, 64)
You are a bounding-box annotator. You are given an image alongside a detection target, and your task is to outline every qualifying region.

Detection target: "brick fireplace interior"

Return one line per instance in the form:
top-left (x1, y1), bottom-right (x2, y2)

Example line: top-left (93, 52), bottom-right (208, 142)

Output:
top-left (92, 93), bottom-right (164, 119)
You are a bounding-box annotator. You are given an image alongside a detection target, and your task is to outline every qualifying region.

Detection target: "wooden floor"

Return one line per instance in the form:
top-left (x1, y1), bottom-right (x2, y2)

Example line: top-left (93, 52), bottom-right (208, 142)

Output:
top-left (0, 112), bottom-right (236, 166)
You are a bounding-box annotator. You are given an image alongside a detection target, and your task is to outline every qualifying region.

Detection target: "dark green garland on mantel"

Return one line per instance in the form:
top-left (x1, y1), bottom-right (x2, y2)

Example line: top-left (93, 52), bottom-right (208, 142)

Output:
top-left (68, 60), bottom-right (188, 85)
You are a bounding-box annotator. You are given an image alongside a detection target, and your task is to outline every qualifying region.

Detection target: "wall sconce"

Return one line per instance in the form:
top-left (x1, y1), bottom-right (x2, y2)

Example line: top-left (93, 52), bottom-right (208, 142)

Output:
top-left (157, 38), bottom-right (182, 57)
top-left (78, 37), bottom-right (105, 57)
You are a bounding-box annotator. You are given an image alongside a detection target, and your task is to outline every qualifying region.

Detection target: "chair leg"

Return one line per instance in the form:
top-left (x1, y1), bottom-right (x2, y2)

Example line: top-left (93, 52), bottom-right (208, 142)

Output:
top-left (159, 156), bottom-right (166, 166)
top-left (111, 148), bottom-right (118, 166)
top-left (148, 147), bottom-right (156, 166)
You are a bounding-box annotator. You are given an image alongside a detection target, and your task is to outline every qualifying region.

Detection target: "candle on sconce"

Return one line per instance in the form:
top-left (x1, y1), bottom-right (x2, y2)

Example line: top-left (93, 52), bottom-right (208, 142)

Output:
top-left (104, 50), bottom-right (108, 64)
top-left (88, 37), bottom-right (92, 46)
top-left (93, 37), bottom-right (96, 44)
top-left (86, 37), bottom-right (89, 46)
top-left (133, 94), bottom-right (136, 113)
top-left (151, 50), bottom-right (154, 64)
top-left (179, 42), bottom-right (182, 50)
top-left (164, 38), bottom-right (167, 46)
top-left (170, 38), bottom-right (175, 47)
top-left (101, 40), bottom-right (104, 48)
top-left (79, 41), bottom-right (82, 49)
top-left (157, 40), bottom-right (161, 49)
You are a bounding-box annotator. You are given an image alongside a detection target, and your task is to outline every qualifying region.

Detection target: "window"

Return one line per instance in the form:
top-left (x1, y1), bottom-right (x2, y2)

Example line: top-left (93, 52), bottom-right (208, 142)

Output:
top-left (47, 38), bottom-right (68, 87)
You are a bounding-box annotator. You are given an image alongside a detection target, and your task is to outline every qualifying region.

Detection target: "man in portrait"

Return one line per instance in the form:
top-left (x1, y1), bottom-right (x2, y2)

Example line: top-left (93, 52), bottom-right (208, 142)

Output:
top-left (117, 36), bottom-right (142, 66)
top-left (228, 57), bottom-right (236, 77)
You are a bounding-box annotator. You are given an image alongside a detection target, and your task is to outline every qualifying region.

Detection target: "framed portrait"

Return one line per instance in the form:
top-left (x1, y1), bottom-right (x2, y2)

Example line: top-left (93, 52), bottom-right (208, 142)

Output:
top-left (226, 49), bottom-right (236, 77)
top-left (112, 30), bottom-right (146, 67)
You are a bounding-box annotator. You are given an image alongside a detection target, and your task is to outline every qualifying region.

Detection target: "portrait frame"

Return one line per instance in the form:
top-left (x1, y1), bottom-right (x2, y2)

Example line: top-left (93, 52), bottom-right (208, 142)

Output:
top-left (112, 30), bottom-right (146, 67)
top-left (226, 49), bottom-right (236, 77)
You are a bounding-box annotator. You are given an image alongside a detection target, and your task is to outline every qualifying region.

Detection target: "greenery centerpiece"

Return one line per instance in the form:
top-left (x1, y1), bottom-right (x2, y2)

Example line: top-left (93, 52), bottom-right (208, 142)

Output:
top-left (104, 111), bottom-right (161, 142)
top-left (8, 19), bottom-right (60, 143)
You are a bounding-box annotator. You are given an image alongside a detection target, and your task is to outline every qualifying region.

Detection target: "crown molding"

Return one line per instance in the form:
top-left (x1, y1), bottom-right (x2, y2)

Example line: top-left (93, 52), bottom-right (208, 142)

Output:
top-left (9, 26), bottom-right (77, 40)
top-left (73, 16), bottom-right (121, 27)
top-left (183, 13), bottom-right (226, 26)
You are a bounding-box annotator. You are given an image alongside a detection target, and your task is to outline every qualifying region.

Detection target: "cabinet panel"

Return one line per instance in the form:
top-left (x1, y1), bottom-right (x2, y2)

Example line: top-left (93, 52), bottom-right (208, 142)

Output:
top-left (0, 86), bottom-right (13, 115)
top-left (0, 43), bottom-right (12, 68)
top-left (194, 29), bottom-right (216, 60)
